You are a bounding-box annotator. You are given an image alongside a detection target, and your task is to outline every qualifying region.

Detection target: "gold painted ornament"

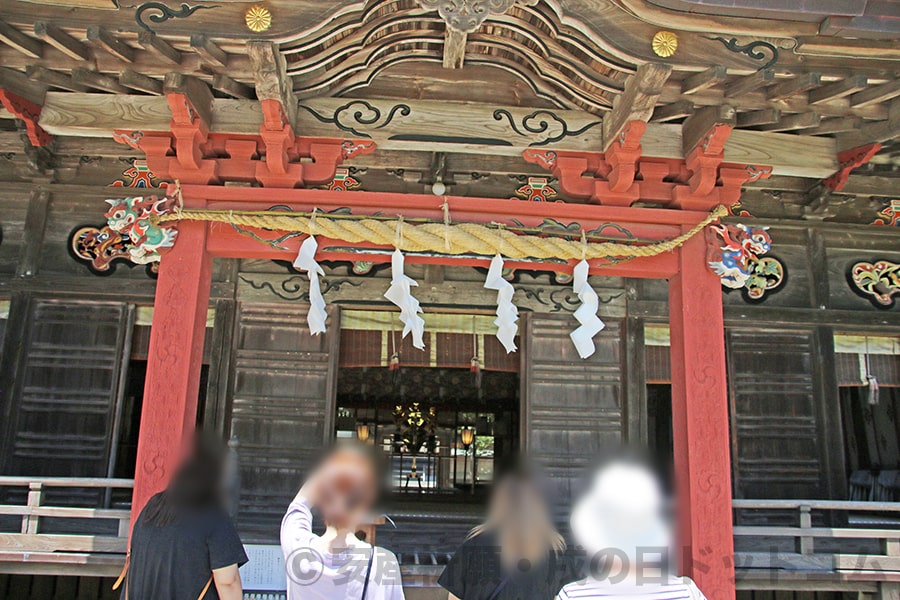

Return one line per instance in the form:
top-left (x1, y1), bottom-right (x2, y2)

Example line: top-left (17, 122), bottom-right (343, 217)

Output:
top-left (652, 31), bottom-right (678, 57)
top-left (245, 6), bottom-right (272, 32)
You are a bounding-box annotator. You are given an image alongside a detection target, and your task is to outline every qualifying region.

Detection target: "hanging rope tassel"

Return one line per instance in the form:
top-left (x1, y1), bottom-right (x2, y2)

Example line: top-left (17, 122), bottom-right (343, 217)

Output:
top-left (483, 254), bottom-right (519, 353)
top-left (292, 235), bottom-right (327, 335)
top-left (384, 249), bottom-right (426, 350)
top-left (569, 259), bottom-right (606, 359)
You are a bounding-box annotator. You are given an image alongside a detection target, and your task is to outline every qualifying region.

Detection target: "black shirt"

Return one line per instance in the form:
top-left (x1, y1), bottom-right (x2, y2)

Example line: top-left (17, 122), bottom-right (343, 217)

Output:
top-left (438, 532), bottom-right (581, 600)
top-left (124, 494), bottom-right (249, 600)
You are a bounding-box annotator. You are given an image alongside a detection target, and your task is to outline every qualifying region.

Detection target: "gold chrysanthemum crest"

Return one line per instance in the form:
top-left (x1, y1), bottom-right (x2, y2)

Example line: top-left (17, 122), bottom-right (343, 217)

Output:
top-left (652, 31), bottom-right (678, 57)
top-left (245, 6), bottom-right (272, 32)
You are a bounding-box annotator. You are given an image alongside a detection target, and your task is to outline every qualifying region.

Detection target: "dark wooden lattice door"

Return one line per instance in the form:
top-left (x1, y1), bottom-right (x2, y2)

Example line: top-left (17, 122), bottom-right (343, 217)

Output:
top-left (3, 299), bottom-right (132, 479)
top-left (229, 303), bottom-right (339, 541)
top-left (523, 314), bottom-right (625, 510)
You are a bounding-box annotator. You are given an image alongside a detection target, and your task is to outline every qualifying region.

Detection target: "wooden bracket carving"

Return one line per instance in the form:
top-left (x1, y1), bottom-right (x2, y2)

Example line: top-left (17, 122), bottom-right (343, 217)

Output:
top-left (824, 142), bottom-right (881, 191)
top-left (603, 120), bottom-right (645, 194)
top-left (0, 89), bottom-right (51, 147)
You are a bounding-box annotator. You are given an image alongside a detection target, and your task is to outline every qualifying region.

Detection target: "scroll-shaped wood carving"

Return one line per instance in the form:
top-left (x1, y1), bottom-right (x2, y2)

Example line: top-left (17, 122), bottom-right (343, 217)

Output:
top-left (418, 0), bottom-right (539, 33)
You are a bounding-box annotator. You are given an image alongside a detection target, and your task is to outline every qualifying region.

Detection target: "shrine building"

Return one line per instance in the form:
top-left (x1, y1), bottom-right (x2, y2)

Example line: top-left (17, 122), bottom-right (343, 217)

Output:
top-left (0, 0), bottom-right (898, 598)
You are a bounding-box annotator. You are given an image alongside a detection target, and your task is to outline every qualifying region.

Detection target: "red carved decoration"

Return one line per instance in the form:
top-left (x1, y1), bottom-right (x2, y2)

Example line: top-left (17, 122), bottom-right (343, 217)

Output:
top-left (0, 89), bottom-right (51, 147)
top-left (133, 97), bottom-right (376, 188)
top-left (113, 130), bottom-right (145, 150)
top-left (824, 143), bottom-right (881, 191)
top-left (669, 231), bottom-right (735, 600)
top-left (523, 122), bottom-right (768, 212)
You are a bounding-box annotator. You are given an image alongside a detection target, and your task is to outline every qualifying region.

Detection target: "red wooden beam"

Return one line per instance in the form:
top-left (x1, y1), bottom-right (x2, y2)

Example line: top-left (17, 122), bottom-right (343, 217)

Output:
top-left (130, 219), bottom-right (212, 528)
top-left (669, 230), bottom-right (735, 600)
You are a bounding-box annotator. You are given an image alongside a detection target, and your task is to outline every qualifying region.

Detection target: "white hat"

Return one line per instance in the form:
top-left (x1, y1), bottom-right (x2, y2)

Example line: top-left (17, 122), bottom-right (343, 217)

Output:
top-left (570, 462), bottom-right (672, 561)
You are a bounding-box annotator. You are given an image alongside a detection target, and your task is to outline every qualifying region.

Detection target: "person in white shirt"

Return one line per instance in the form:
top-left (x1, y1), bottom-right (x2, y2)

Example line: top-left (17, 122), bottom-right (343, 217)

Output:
top-left (556, 458), bottom-right (707, 600)
top-left (281, 446), bottom-right (405, 600)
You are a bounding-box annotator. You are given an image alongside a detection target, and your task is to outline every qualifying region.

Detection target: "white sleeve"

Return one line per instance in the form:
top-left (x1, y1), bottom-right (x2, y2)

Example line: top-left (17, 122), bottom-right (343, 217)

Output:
top-left (376, 548), bottom-right (405, 600)
top-left (280, 496), bottom-right (316, 558)
top-left (682, 577), bottom-right (708, 600)
top-left (555, 583), bottom-right (571, 600)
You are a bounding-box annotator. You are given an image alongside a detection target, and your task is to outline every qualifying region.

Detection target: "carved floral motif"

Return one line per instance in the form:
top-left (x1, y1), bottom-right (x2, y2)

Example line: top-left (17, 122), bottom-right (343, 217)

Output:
top-left (849, 260), bottom-right (900, 309)
top-left (873, 199), bottom-right (900, 226)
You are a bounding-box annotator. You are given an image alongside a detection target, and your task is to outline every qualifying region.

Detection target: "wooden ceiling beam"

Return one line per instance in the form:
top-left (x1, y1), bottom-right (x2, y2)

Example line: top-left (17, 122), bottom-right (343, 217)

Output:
top-left (26, 65), bottom-right (89, 92)
top-left (681, 66), bottom-right (727, 95)
top-left (798, 116), bottom-right (862, 136)
top-left (86, 26), bottom-right (135, 63)
top-left (682, 104), bottom-right (736, 154)
top-left (33, 22), bottom-right (90, 61)
top-left (849, 80), bottom-right (900, 108)
top-left (119, 69), bottom-right (163, 95)
top-left (650, 100), bottom-right (693, 123)
top-left (602, 62), bottom-right (671, 151)
top-left (191, 34), bottom-right (228, 67)
top-left (724, 69), bottom-right (775, 99)
top-left (70, 67), bottom-right (129, 94)
top-left (163, 72), bottom-right (214, 127)
top-left (736, 108), bottom-right (780, 127)
top-left (35, 92), bottom-right (839, 179)
top-left (0, 66), bottom-right (47, 105)
top-left (0, 21), bottom-right (44, 58)
top-left (213, 74), bottom-right (254, 99)
top-left (768, 73), bottom-right (822, 101)
top-left (137, 31), bottom-right (182, 65)
top-left (808, 75), bottom-right (867, 105)
top-left (753, 111), bottom-right (820, 132)
top-left (248, 41), bottom-right (296, 128)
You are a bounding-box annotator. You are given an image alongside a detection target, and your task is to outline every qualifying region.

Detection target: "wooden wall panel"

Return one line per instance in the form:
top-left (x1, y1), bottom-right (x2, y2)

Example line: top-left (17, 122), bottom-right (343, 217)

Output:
top-left (727, 328), bottom-right (826, 499)
top-left (229, 303), bottom-right (339, 542)
top-left (2, 300), bottom-right (130, 478)
top-left (0, 191), bottom-right (30, 274)
top-left (524, 315), bottom-right (624, 506)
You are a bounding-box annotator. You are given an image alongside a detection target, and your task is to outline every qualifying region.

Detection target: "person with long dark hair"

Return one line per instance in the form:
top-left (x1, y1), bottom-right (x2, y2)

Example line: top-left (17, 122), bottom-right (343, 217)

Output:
top-left (115, 436), bottom-right (248, 600)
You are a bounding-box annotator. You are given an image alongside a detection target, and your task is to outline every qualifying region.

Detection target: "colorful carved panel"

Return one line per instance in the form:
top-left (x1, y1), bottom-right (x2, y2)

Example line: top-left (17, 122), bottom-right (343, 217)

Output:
top-left (69, 225), bottom-right (159, 277)
top-left (849, 260), bottom-right (900, 309)
top-left (873, 199), bottom-right (900, 226)
top-left (513, 177), bottom-right (558, 202)
top-left (110, 159), bottom-right (162, 188)
top-left (325, 167), bottom-right (362, 191)
top-left (706, 223), bottom-right (784, 302)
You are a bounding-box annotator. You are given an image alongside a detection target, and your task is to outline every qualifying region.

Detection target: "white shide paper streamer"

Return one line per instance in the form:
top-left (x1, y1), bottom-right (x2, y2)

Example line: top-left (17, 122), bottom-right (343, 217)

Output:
top-left (384, 249), bottom-right (426, 349)
top-left (569, 259), bottom-right (606, 359)
top-left (292, 235), bottom-right (327, 335)
top-left (483, 254), bottom-right (518, 353)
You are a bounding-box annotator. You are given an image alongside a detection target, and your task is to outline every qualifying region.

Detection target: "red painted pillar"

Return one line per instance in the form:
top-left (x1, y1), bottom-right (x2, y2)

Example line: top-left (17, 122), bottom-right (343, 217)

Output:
top-left (668, 231), bottom-right (735, 600)
top-left (130, 217), bottom-right (212, 525)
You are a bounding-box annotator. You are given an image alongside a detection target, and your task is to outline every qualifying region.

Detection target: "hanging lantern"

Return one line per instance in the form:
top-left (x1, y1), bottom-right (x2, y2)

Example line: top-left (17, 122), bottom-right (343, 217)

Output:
top-left (356, 423), bottom-right (371, 443)
top-left (460, 427), bottom-right (475, 447)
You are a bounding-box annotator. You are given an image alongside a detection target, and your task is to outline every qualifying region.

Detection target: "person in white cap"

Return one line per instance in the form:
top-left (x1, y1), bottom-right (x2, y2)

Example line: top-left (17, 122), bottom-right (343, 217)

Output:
top-left (556, 459), bottom-right (707, 600)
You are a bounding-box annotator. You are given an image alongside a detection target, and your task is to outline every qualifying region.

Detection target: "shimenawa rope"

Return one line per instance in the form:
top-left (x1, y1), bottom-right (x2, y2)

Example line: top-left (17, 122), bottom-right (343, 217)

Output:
top-left (151, 205), bottom-right (726, 260)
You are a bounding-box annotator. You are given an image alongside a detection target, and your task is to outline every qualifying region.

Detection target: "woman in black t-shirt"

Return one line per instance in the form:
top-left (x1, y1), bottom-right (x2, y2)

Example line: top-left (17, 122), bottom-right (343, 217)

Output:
top-left (118, 437), bottom-right (248, 600)
top-left (438, 470), bottom-right (580, 600)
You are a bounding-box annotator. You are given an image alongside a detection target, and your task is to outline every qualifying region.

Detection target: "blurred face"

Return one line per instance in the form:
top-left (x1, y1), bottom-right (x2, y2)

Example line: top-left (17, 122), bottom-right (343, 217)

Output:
top-left (317, 449), bottom-right (377, 530)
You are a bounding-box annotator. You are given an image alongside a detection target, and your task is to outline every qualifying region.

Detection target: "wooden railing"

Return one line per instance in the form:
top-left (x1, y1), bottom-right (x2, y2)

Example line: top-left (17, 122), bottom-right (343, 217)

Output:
top-left (733, 499), bottom-right (900, 583)
top-left (0, 477), bottom-right (133, 577)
